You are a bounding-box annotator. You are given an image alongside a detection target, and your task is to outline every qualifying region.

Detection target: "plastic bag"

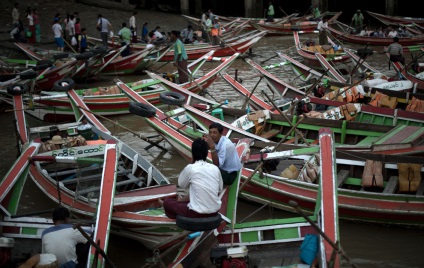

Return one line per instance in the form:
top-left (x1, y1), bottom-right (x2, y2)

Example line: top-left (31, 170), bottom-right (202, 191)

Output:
top-left (26, 30), bottom-right (32, 37)
top-left (300, 234), bottom-right (319, 265)
top-left (71, 36), bottom-right (77, 46)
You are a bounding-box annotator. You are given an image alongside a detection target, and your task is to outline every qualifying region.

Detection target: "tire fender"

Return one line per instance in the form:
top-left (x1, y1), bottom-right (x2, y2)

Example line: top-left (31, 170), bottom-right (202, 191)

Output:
top-left (53, 78), bottom-right (75, 92)
top-left (176, 214), bottom-right (222, 232)
top-left (7, 84), bottom-right (28, 96)
top-left (159, 92), bottom-right (186, 106)
top-left (128, 102), bottom-right (156, 117)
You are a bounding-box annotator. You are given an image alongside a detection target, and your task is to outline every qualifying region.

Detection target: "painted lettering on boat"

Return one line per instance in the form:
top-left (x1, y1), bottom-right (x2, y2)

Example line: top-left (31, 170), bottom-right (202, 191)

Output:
top-left (50, 145), bottom-right (105, 157)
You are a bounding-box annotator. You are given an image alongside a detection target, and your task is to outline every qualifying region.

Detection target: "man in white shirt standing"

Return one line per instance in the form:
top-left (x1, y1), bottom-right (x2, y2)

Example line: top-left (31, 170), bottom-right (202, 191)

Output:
top-left (317, 16), bottom-right (328, 45)
top-left (97, 14), bottom-right (112, 48)
top-left (52, 17), bottom-right (64, 51)
top-left (129, 11), bottom-right (137, 43)
top-left (162, 138), bottom-right (223, 219)
top-left (12, 3), bottom-right (19, 25)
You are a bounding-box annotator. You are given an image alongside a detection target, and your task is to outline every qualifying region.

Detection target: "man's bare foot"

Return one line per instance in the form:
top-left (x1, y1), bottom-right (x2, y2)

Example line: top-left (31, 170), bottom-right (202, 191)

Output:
top-left (158, 198), bottom-right (164, 206)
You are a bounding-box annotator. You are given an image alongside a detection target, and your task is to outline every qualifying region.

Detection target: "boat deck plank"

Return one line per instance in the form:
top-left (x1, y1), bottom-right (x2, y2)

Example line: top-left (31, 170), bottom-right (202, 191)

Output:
top-left (416, 180), bottom-right (424, 196)
top-left (383, 176), bottom-right (399, 194)
top-left (337, 170), bottom-right (350, 187)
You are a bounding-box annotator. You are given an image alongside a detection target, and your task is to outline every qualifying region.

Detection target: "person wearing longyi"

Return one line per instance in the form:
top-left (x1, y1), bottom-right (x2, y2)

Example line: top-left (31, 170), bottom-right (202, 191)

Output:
top-left (203, 122), bottom-right (242, 185)
top-left (387, 36), bottom-right (405, 65)
top-left (161, 138), bottom-right (222, 219)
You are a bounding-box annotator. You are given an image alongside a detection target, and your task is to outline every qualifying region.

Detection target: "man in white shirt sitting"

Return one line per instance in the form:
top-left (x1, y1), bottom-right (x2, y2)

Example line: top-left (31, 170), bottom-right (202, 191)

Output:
top-left (162, 138), bottom-right (223, 219)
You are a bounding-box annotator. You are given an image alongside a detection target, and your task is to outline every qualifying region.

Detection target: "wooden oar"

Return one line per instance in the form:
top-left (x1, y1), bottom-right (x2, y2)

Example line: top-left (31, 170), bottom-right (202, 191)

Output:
top-left (241, 76), bottom-right (263, 110)
top-left (263, 92), bottom-right (311, 146)
top-left (78, 106), bottom-right (168, 151)
top-left (289, 201), bottom-right (358, 268)
top-left (73, 223), bottom-right (116, 268)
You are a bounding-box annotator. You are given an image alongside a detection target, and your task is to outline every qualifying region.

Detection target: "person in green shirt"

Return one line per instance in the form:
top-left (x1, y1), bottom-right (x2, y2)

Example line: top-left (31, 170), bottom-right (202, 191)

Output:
top-left (118, 22), bottom-right (131, 56)
top-left (312, 4), bottom-right (320, 19)
top-left (265, 1), bottom-right (275, 22)
top-left (351, 10), bottom-right (364, 32)
top-left (171, 30), bottom-right (189, 84)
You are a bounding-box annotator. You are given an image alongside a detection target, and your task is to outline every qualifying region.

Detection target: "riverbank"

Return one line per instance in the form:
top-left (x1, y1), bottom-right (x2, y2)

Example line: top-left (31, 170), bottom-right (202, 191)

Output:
top-left (0, 0), bottom-right (189, 57)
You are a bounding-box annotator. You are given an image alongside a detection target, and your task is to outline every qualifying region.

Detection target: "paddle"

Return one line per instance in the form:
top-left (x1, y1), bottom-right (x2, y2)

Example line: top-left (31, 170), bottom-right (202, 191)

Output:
top-left (289, 201), bottom-right (358, 268)
top-left (241, 76), bottom-right (263, 110)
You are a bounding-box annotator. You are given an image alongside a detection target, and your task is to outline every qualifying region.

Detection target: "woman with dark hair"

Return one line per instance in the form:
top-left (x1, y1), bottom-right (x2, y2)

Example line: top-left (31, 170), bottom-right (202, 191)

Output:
top-left (162, 138), bottom-right (223, 219)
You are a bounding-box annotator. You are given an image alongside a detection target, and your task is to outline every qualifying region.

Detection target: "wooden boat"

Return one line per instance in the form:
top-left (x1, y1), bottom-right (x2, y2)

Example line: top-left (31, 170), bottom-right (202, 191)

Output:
top-left (279, 50), bottom-right (418, 95)
top-left (293, 30), bottom-right (351, 70)
top-left (215, 128), bottom-right (343, 268)
top-left (327, 20), bottom-right (424, 46)
top-left (249, 12), bottom-right (342, 36)
top-left (0, 51), bottom-right (239, 122)
top-left (181, 15), bottom-right (252, 38)
top-left (14, 42), bottom-right (164, 78)
top-left (5, 80), bottom-right (198, 250)
top-left (124, 74), bottom-right (424, 227)
top-left (367, 11), bottom-right (424, 27)
top-left (222, 67), bottom-right (424, 127)
top-left (385, 50), bottom-right (424, 91)
top-left (157, 30), bottom-right (267, 61)
top-left (167, 129), bottom-right (345, 268)
top-left (119, 78), bottom-right (345, 267)
top-left (14, 42), bottom-right (125, 81)
top-left (105, 30), bottom-right (267, 61)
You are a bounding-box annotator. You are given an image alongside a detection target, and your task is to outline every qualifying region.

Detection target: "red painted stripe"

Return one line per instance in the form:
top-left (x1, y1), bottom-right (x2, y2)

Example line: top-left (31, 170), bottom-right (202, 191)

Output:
top-left (68, 90), bottom-right (109, 133)
top-left (90, 145), bottom-right (117, 261)
top-left (14, 95), bottom-right (28, 144)
top-left (0, 143), bottom-right (38, 201)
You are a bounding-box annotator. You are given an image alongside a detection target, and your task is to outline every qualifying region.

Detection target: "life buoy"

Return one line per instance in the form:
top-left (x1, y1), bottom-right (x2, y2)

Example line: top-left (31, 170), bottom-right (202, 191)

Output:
top-left (159, 92), bottom-right (186, 106)
top-left (52, 78), bottom-right (75, 92)
top-left (128, 102), bottom-right (156, 117)
top-left (176, 214), bottom-right (222, 231)
top-left (7, 84), bottom-right (28, 95)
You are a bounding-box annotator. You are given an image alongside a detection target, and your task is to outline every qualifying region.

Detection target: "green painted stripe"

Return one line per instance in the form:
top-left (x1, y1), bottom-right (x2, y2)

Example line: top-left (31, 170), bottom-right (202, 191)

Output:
top-left (235, 216), bottom-right (308, 229)
top-left (22, 227), bottom-right (39, 235)
top-left (76, 158), bottom-right (104, 165)
top-left (267, 120), bottom-right (385, 137)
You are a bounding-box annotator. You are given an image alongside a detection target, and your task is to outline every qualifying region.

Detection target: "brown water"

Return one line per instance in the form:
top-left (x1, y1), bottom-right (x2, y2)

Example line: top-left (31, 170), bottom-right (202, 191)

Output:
top-left (1, 35), bottom-right (424, 267)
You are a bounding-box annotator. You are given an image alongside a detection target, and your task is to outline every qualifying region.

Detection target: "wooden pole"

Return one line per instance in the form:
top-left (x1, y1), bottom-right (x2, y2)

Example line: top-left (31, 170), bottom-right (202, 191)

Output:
top-left (241, 76), bottom-right (263, 110)
top-left (263, 92), bottom-right (311, 146)
top-left (73, 223), bottom-right (116, 268)
top-left (289, 201), bottom-right (358, 268)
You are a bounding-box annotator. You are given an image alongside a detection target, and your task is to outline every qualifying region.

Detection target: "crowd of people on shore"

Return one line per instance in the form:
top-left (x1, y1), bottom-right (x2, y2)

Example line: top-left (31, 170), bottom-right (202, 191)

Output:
top-left (9, 2), bottom-right (218, 52)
